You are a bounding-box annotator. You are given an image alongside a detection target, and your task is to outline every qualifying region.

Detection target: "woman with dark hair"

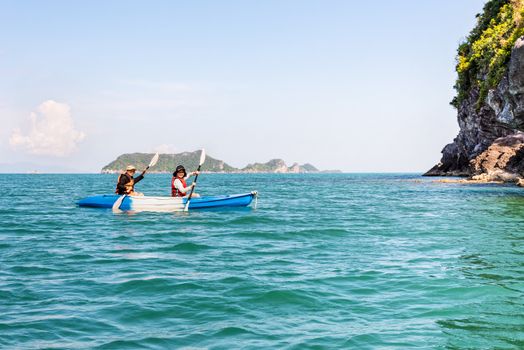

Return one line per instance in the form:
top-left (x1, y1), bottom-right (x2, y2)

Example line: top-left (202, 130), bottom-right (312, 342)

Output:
top-left (171, 165), bottom-right (200, 197)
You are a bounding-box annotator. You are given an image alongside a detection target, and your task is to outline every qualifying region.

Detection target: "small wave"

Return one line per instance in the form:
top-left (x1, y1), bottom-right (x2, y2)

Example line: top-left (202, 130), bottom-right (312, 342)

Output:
top-left (170, 242), bottom-right (212, 252)
top-left (95, 336), bottom-right (174, 349)
top-left (66, 253), bottom-right (96, 261)
top-left (9, 265), bottom-right (59, 275)
top-left (215, 276), bottom-right (245, 284)
top-left (212, 326), bottom-right (254, 337)
top-left (292, 227), bottom-right (349, 237)
top-left (226, 215), bottom-right (284, 225)
top-left (248, 289), bottom-right (320, 308)
top-left (114, 277), bottom-right (175, 295)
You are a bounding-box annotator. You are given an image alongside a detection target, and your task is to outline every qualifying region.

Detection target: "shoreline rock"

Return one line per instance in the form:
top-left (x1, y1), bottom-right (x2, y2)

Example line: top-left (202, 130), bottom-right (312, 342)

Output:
top-left (434, 178), bottom-right (505, 185)
top-left (431, 132), bottom-right (524, 186)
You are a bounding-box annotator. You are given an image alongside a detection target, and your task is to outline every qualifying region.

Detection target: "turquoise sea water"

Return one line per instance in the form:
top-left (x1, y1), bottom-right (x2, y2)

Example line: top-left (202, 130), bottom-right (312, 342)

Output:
top-left (1, 173), bottom-right (523, 349)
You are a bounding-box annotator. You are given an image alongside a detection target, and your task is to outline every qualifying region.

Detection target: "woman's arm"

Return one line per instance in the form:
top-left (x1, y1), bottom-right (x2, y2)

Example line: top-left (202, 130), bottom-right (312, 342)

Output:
top-left (185, 171), bottom-right (200, 180)
top-left (174, 178), bottom-right (193, 194)
top-left (134, 173), bottom-right (145, 184)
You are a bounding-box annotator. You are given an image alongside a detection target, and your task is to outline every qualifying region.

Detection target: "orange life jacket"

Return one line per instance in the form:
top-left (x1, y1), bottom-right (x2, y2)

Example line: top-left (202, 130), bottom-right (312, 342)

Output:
top-left (171, 177), bottom-right (187, 197)
top-left (116, 173), bottom-right (134, 194)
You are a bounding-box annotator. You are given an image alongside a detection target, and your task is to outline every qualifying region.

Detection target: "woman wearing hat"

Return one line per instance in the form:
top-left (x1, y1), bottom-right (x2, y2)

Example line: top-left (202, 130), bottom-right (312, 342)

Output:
top-left (115, 165), bottom-right (148, 196)
top-left (171, 165), bottom-right (200, 197)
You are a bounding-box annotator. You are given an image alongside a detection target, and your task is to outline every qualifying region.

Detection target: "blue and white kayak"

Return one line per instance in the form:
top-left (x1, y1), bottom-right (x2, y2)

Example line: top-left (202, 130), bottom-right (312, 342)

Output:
top-left (78, 191), bottom-right (258, 212)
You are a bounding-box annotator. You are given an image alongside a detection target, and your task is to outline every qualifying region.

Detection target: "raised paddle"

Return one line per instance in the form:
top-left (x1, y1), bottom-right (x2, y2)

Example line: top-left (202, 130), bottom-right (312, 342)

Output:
top-left (112, 152), bottom-right (160, 213)
top-left (184, 149), bottom-right (206, 212)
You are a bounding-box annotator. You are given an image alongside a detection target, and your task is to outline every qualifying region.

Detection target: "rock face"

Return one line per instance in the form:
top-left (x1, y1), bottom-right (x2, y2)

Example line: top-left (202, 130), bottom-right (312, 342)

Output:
top-left (470, 132), bottom-right (524, 181)
top-left (425, 37), bottom-right (524, 177)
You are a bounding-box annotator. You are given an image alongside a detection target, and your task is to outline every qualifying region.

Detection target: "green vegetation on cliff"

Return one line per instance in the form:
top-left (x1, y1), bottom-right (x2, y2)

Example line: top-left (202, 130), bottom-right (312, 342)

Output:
top-left (452, 0), bottom-right (524, 108)
top-left (102, 152), bottom-right (325, 173)
top-left (102, 151), bottom-right (236, 173)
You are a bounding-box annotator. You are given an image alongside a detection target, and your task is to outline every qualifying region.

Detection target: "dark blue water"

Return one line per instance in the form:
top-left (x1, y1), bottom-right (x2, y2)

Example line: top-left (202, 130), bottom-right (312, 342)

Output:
top-left (1, 174), bottom-right (523, 349)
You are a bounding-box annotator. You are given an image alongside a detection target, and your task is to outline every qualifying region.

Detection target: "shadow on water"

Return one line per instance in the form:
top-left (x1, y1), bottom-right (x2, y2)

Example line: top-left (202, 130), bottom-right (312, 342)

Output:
top-left (492, 194), bottom-right (524, 220)
top-left (436, 192), bottom-right (524, 349)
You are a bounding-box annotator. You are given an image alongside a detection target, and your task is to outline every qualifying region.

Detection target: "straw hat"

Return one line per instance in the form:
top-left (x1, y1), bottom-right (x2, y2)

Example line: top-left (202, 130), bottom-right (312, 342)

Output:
top-left (126, 165), bottom-right (137, 171)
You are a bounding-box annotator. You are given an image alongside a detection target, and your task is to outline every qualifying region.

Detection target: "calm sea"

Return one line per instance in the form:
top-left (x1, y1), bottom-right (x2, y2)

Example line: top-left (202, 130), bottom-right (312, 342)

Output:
top-left (1, 173), bottom-right (523, 349)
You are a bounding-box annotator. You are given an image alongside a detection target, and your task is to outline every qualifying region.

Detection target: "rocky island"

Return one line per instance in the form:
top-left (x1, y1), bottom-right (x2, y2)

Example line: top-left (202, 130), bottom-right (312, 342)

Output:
top-left (102, 151), bottom-right (338, 174)
top-left (426, 0), bottom-right (524, 185)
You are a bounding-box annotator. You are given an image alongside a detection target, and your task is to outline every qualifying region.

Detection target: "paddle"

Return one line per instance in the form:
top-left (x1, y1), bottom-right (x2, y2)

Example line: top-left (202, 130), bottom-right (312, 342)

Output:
top-left (184, 149), bottom-right (206, 212)
top-left (112, 152), bottom-right (159, 213)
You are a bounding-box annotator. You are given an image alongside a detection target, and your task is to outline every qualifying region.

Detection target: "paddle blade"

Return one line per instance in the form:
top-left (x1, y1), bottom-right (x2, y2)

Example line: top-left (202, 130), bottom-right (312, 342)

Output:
top-left (199, 149), bottom-right (206, 166)
top-left (112, 195), bottom-right (126, 213)
top-left (149, 152), bottom-right (159, 168)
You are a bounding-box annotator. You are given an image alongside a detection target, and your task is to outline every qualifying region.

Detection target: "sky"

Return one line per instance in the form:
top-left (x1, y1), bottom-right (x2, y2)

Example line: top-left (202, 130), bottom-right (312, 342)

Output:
top-left (0, 0), bottom-right (486, 172)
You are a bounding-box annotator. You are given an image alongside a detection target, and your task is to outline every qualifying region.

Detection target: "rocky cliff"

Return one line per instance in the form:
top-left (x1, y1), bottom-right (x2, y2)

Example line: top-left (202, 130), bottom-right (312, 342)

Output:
top-left (426, 0), bottom-right (524, 182)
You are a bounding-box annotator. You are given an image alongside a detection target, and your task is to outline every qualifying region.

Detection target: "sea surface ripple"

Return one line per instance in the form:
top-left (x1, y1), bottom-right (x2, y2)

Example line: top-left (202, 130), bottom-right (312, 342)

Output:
top-left (1, 173), bottom-right (523, 349)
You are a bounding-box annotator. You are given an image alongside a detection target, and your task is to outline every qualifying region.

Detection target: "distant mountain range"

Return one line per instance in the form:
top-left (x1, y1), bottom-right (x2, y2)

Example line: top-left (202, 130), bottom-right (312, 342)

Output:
top-left (101, 151), bottom-right (340, 174)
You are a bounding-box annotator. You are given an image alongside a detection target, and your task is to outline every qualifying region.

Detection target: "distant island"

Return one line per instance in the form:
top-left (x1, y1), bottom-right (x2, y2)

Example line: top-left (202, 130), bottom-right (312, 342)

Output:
top-left (101, 151), bottom-right (341, 174)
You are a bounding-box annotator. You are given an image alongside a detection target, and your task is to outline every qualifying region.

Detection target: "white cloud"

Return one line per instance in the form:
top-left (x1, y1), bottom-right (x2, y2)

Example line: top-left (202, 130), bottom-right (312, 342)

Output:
top-left (152, 144), bottom-right (177, 154)
top-left (9, 100), bottom-right (85, 157)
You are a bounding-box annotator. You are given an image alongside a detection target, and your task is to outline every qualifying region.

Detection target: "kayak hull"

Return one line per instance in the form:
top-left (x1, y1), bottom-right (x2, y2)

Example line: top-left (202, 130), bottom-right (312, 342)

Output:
top-left (77, 192), bottom-right (257, 212)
